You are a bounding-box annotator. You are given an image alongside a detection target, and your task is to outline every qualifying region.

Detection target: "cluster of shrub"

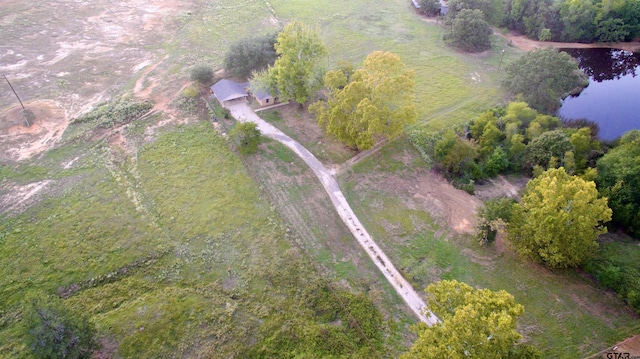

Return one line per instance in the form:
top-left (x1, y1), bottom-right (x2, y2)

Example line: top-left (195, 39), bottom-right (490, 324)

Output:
top-left (408, 101), bottom-right (600, 192)
top-left (409, 101), bottom-right (640, 311)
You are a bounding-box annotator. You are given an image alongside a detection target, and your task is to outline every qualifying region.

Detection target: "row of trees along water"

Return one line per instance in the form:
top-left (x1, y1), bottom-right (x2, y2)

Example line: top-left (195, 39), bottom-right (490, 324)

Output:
top-left (419, 0), bottom-right (640, 43)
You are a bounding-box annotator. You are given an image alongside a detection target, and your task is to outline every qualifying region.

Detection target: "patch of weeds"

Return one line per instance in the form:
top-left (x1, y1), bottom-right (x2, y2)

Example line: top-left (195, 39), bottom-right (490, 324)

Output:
top-left (71, 95), bottom-right (153, 128)
top-left (173, 85), bottom-right (200, 114)
top-left (261, 110), bottom-right (282, 122)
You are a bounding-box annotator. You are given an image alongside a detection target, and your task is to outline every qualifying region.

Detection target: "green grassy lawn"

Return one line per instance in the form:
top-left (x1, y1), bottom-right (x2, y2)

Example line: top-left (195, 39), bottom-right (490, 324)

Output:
top-left (270, 0), bottom-right (522, 127)
top-left (0, 122), bottom-right (392, 357)
top-left (337, 139), bottom-right (640, 358)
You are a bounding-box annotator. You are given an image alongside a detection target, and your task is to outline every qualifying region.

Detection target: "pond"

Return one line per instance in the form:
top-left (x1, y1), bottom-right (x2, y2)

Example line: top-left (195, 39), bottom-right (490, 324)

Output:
top-left (557, 48), bottom-right (640, 141)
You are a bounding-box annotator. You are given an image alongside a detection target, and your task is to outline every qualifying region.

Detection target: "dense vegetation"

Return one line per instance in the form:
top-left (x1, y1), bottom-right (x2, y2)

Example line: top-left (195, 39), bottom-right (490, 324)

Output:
top-left (503, 0), bottom-right (640, 42)
top-left (440, 0), bottom-right (640, 43)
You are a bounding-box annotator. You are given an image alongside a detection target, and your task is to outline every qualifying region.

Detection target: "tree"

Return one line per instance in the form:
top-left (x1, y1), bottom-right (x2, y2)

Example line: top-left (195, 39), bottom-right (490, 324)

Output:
top-left (190, 64), bottom-right (214, 84)
top-left (402, 280), bottom-right (540, 359)
top-left (444, 9), bottom-right (493, 52)
top-left (223, 33), bottom-right (278, 79)
top-left (502, 49), bottom-right (588, 113)
top-left (22, 295), bottom-right (98, 359)
top-left (508, 167), bottom-right (612, 268)
top-left (260, 22), bottom-right (327, 105)
top-left (596, 130), bottom-right (640, 237)
top-left (418, 0), bottom-right (442, 16)
top-left (524, 129), bottom-right (573, 170)
top-left (434, 129), bottom-right (479, 176)
top-left (310, 51), bottom-right (417, 150)
top-left (477, 197), bottom-right (516, 243)
top-left (229, 122), bottom-right (261, 155)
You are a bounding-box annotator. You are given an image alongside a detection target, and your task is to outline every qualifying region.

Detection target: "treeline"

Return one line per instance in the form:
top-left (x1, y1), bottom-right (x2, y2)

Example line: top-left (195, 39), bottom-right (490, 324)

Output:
top-left (441, 0), bottom-right (640, 43)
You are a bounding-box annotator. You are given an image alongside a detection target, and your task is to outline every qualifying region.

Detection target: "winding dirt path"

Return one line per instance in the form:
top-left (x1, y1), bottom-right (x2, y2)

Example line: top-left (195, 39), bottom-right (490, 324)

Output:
top-left (225, 100), bottom-right (439, 326)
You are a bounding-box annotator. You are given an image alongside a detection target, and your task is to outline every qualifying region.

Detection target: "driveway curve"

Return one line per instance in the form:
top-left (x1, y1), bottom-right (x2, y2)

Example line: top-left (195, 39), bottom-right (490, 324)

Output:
top-left (225, 100), bottom-right (439, 326)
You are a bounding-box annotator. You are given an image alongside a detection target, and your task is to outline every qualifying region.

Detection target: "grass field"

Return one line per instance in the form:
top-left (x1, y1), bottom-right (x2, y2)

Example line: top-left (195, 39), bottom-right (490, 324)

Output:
top-left (3, 0), bottom-right (638, 357)
top-left (0, 121), bottom-right (399, 357)
top-left (269, 0), bottom-right (522, 127)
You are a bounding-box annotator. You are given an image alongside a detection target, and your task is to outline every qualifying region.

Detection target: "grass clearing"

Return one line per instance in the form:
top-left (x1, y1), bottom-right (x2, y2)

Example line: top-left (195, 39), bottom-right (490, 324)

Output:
top-left (0, 122), bottom-right (394, 357)
top-left (338, 140), bottom-right (640, 358)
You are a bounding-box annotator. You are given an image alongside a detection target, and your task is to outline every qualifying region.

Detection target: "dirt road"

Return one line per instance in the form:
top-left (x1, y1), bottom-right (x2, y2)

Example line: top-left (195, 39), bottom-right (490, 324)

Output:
top-left (225, 100), bottom-right (439, 326)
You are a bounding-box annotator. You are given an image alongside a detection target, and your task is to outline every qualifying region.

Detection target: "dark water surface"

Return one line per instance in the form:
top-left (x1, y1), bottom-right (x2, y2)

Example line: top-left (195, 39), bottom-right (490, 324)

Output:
top-left (557, 48), bottom-right (640, 140)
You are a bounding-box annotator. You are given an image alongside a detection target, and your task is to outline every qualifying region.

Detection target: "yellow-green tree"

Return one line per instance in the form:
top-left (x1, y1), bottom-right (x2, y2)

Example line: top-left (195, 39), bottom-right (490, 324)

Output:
top-left (402, 280), bottom-right (540, 359)
top-left (310, 51), bottom-right (417, 150)
top-left (508, 167), bottom-right (612, 268)
top-left (258, 22), bottom-right (326, 105)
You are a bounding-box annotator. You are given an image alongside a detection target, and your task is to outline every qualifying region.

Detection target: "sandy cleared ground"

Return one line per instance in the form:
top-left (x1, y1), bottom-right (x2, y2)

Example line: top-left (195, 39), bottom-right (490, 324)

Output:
top-left (0, 0), bottom-right (192, 162)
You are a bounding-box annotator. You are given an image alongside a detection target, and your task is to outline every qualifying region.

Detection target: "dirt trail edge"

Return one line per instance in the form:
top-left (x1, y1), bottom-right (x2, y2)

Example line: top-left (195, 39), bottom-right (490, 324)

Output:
top-left (226, 100), bottom-right (439, 326)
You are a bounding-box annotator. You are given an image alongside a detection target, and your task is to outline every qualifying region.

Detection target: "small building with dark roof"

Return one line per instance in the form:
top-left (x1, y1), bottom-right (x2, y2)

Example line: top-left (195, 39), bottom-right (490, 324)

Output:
top-left (253, 89), bottom-right (279, 107)
top-left (210, 79), bottom-right (250, 105)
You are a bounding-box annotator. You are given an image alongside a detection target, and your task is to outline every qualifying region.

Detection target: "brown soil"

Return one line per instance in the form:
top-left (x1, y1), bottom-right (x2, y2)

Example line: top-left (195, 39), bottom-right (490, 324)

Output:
top-left (497, 31), bottom-right (640, 53)
top-left (0, 0), bottom-right (193, 163)
top-left (0, 101), bottom-right (67, 162)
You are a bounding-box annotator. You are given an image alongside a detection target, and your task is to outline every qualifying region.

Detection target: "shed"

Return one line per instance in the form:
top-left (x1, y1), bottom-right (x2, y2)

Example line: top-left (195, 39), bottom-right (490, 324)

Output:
top-left (210, 79), bottom-right (250, 105)
top-left (253, 89), bottom-right (279, 107)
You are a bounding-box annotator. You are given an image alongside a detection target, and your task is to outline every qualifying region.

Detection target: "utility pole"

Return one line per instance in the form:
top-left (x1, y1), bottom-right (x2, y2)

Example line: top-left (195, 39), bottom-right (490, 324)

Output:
top-left (498, 48), bottom-right (506, 70)
top-left (3, 74), bottom-right (30, 126)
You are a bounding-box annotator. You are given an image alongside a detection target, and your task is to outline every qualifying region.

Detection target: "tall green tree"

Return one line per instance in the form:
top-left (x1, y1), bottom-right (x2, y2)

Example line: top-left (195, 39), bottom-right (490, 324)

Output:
top-left (259, 22), bottom-right (327, 105)
top-left (310, 51), bottom-right (417, 150)
top-left (22, 295), bottom-right (98, 359)
top-left (508, 167), bottom-right (612, 268)
top-left (223, 32), bottom-right (278, 79)
top-left (402, 280), bottom-right (540, 359)
top-left (502, 49), bottom-right (588, 113)
top-left (596, 130), bottom-right (640, 237)
top-left (444, 9), bottom-right (493, 52)
top-left (418, 0), bottom-right (442, 16)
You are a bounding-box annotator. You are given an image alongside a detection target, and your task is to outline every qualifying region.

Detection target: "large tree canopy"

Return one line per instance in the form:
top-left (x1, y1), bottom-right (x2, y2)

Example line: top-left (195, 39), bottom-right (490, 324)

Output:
top-left (402, 280), bottom-right (540, 359)
top-left (223, 33), bottom-right (278, 79)
top-left (508, 167), bottom-right (612, 268)
top-left (502, 49), bottom-right (588, 113)
top-left (596, 130), bottom-right (640, 238)
top-left (444, 9), bottom-right (493, 52)
top-left (257, 22), bottom-right (326, 105)
top-left (310, 51), bottom-right (417, 150)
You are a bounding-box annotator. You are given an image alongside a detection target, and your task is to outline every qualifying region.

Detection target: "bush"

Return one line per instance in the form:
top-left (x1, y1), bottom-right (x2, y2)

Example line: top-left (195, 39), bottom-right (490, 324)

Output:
top-left (229, 122), bottom-right (261, 154)
top-left (583, 240), bottom-right (640, 313)
top-left (22, 294), bottom-right (98, 359)
top-left (190, 64), bottom-right (214, 84)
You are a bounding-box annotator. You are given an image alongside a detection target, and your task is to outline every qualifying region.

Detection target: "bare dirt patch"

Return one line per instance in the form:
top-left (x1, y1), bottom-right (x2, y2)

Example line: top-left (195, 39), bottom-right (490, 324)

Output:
top-left (496, 31), bottom-right (640, 53)
top-left (475, 175), bottom-right (529, 200)
top-left (0, 0), bottom-right (194, 162)
top-left (0, 180), bottom-right (53, 215)
top-left (0, 101), bottom-right (67, 162)
top-left (413, 171), bottom-right (482, 234)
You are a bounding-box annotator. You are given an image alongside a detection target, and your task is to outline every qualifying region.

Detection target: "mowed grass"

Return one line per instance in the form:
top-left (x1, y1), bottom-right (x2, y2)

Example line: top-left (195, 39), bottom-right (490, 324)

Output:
top-left (338, 141), bottom-right (640, 358)
top-left (0, 122), bottom-right (387, 357)
top-left (269, 0), bottom-right (522, 126)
